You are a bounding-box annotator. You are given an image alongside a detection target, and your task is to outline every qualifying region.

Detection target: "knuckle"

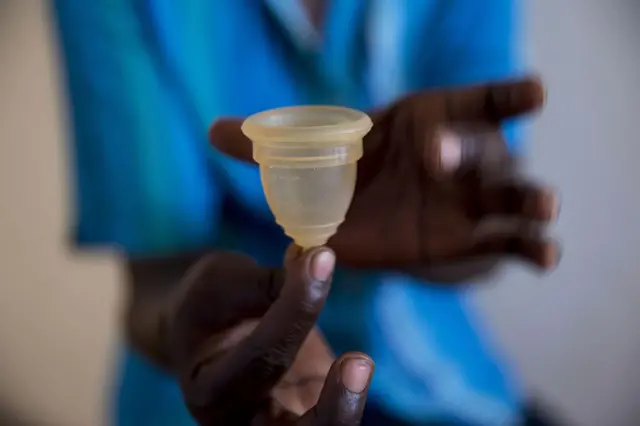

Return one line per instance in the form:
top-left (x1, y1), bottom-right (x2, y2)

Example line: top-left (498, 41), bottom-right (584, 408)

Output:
top-left (297, 277), bottom-right (331, 313)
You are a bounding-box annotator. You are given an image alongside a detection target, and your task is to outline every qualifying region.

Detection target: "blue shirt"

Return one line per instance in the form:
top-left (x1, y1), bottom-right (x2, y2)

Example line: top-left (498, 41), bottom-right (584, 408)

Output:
top-left (52, 1), bottom-right (525, 425)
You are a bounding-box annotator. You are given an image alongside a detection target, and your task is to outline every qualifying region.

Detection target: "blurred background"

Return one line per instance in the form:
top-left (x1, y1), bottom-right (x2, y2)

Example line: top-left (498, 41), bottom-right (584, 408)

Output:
top-left (0, 1), bottom-right (638, 425)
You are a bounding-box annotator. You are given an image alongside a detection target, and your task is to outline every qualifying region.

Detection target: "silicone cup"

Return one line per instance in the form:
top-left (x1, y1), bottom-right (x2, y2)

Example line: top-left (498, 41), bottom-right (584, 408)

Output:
top-left (241, 106), bottom-right (373, 249)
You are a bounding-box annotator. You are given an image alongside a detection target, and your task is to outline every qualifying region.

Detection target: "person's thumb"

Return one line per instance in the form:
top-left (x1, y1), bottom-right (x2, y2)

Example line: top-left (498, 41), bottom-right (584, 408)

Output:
top-left (298, 352), bottom-right (374, 426)
top-left (209, 117), bottom-right (256, 164)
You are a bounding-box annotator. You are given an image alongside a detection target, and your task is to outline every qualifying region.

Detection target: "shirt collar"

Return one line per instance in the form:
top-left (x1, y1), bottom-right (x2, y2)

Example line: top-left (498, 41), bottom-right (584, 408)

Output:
top-left (263, 0), bottom-right (322, 51)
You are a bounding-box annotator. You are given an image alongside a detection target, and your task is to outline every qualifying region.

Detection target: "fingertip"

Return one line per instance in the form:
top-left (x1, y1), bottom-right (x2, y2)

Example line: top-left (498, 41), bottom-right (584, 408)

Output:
top-left (273, 246), bottom-right (336, 326)
top-left (339, 353), bottom-right (374, 394)
top-left (549, 190), bottom-right (561, 222)
top-left (520, 186), bottom-right (560, 222)
top-left (521, 76), bottom-right (546, 110)
top-left (208, 117), bottom-right (254, 162)
top-left (281, 246), bottom-right (334, 309)
top-left (488, 76), bottom-right (547, 120)
top-left (540, 239), bottom-right (562, 271)
top-left (524, 238), bottom-right (560, 272)
top-left (307, 247), bottom-right (336, 282)
top-left (537, 188), bottom-right (560, 222)
top-left (304, 352), bottom-right (373, 425)
top-left (208, 117), bottom-right (238, 144)
top-left (284, 244), bottom-right (334, 271)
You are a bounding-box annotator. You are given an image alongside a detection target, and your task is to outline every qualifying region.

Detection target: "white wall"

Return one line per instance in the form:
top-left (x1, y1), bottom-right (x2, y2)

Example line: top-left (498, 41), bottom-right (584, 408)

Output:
top-left (0, 1), bottom-right (638, 425)
top-left (477, 1), bottom-right (640, 426)
top-left (0, 2), bottom-right (120, 425)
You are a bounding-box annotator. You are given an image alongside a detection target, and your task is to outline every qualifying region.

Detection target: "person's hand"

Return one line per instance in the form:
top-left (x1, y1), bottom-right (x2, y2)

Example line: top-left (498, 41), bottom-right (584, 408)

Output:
top-left (167, 246), bottom-right (374, 425)
top-left (210, 77), bottom-right (560, 282)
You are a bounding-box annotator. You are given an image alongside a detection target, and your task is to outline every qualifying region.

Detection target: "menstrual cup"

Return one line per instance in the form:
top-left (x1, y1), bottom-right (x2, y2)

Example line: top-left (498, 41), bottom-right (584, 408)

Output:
top-left (241, 106), bottom-right (373, 249)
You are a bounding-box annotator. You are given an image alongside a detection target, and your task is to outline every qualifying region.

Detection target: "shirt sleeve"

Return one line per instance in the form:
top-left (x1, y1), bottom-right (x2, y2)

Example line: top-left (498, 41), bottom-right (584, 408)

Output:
top-left (50, 0), bottom-right (223, 256)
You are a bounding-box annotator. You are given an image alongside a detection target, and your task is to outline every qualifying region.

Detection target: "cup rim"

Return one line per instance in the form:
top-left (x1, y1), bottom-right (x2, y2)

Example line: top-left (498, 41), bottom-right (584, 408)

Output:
top-left (241, 106), bottom-right (373, 143)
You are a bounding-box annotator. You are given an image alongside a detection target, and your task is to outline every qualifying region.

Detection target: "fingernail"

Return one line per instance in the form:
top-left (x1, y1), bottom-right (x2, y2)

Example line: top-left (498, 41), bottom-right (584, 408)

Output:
top-left (547, 192), bottom-right (560, 222)
top-left (545, 243), bottom-right (561, 269)
top-left (438, 130), bottom-right (462, 172)
top-left (535, 189), bottom-right (559, 222)
top-left (341, 357), bottom-right (372, 394)
top-left (310, 249), bottom-right (335, 282)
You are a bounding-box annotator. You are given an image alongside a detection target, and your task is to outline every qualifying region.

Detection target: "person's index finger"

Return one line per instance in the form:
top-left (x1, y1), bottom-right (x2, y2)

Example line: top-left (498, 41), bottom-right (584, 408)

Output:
top-left (208, 118), bottom-right (256, 164)
top-left (446, 77), bottom-right (546, 122)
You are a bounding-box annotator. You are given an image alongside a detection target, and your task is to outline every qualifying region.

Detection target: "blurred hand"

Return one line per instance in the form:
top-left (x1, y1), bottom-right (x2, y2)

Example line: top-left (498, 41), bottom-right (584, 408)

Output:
top-left (210, 77), bottom-right (560, 283)
top-left (167, 246), bottom-right (374, 426)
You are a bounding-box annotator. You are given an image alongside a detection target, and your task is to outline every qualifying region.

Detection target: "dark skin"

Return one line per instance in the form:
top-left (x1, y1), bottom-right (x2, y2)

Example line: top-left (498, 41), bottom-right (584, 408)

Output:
top-left (127, 249), bottom-right (353, 423)
top-left (125, 78), bottom-right (560, 425)
top-left (168, 247), bottom-right (374, 426)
